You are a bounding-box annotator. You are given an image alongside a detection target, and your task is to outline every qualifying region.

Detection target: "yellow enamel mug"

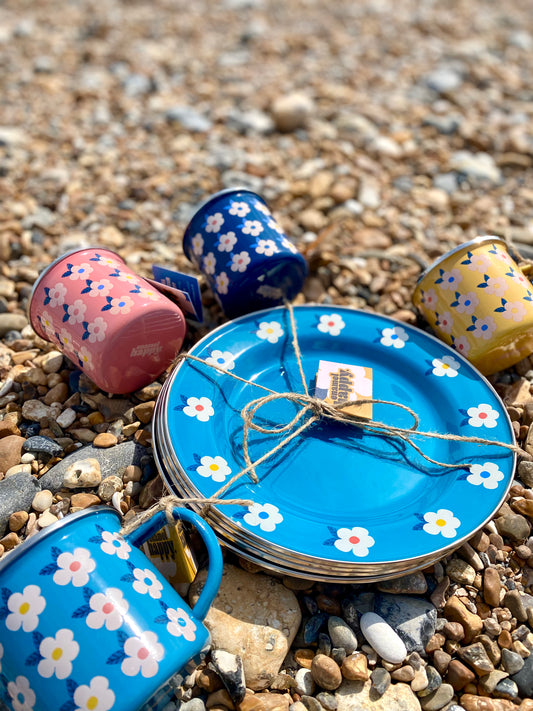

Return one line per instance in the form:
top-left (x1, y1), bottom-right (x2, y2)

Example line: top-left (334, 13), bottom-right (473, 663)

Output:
top-left (412, 236), bottom-right (533, 375)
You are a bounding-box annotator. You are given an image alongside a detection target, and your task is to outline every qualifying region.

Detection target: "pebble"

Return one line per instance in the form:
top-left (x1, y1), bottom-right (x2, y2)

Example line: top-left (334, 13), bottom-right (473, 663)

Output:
top-left (0, 435), bottom-right (26, 475)
top-left (40, 350), bottom-right (63, 373)
top-left (360, 612), bottom-right (407, 664)
top-left (370, 667), bottom-right (391, 696)
top-left (447, 559), bottom-right (476, 586)
top-left (270, 93), bottom-right (314, 132)
top-left (97, 475), bottom-right (123, 502)
top-left (56, 408), bottom-right (77, 429)
top-left (37, 510), bottom-right (58, 528)
top-left (501, 649), bottom-right (524, 675)
top-left (328, 617), bottom-right (358, 654)
top-left (22, 435), bottom-right (63, 462)
top-left (0, 472), bottom-right (41, 535)
top-left (93, 432), bottom-right (118, 448)
top-left (376, 573), bottom-right (427, 595)
top-left (239, 694), bottom-right (289, 711)
top-left (340, 653), bottom-right (368, 682)
top-left (209, 649), bottom-right (246, 704)
top-left (31, 489), bottom-right (53, 512)
top-left (9, 510), bottom-right (29, 532)
top-left (459, 642), bottom-right (495, 675)
top-left (310, 654), bottom-right (342, 691)
top-left (495, 514), bottom-right (530, 542)
top-left (63, 458), bottom-right (102, 488)
top-left (484, 568), bottom-right (502, 607)
top-left (503, 590), bottom-right (527, 622)
top-left (511, 650), bottom-right (533, 697)
top-left (374, 594), bottom-right (436, 653)
top-left (69, 493), bottom-right (101, 509)
top-left (419, 683), bottom-right (454, 711)
top-left (21, 399), bottom-right (52, 422)
top-left (444, 597), bottom-right (483, 644)
top-left (0, 313), bottom-right (27, 337)
top-left (336, 680), bottom-right (420, 711)
top-left (449, 151), bottom-right (502, 185)
top-left (294, 669), bottom-right (315, 696)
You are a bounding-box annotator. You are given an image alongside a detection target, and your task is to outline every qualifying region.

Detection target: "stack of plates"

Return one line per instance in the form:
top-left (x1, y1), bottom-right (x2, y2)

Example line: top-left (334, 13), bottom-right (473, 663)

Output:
top-left (153, 305), bottom-right (515, 582)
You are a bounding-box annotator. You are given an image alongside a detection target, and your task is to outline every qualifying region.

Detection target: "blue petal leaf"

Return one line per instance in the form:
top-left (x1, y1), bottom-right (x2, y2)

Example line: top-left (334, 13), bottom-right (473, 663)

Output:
top-left (66, 679), bottom-right (77, 697)
top-left (413, 521), bottom-right (425, 530)
top-left (39, 563), bottom-right (58, 576)
top-left (323, 537), bottom-right (337, 547)
top-left (106, 650), bottom-right (126, 665)
top-left (154, 614), bottom-right (168, 624)
top-left (72, 605), bottom-right (91, 619)
top-left (327, 526), bottom-right (338, 536)
top-left (25, 651), bottom-right (41, 667)
top-left (117, 630), bottom-right (128, 646)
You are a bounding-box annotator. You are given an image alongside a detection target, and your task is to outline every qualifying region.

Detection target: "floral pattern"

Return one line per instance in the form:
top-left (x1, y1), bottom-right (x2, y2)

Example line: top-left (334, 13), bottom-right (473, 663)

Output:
top-left (466, 315), bottom-right (497, 340)
top-left (421, 288), bottom-right (437, 308)
top-left (463, 403), bottom-right (499, 428)
top-left (466, 462), bottom-right (504, 490)
top-left (205, 212), bottom-right (224, 233)
top-left (86, 588), bottom-right (129, 631)
top-left (131, 568), bottom-right (163, 599)
top-left (100, 531), bottom-right (132, 560)
top-left (430, 355), bottom-right (461, 378)
top-left (241, 219), bottom-right (264, 237)
top-left (203, 252), bottom-right (216, 275)
top-left (166, 607), bottom-right (197, 642)
top-left (435, 311), bottom-right (453, 334)
top-left (450, 291), bottom-right (479, 315)
top-left (195, 455), bottom-right (232, 483)
top-left (228, 201), bottom-right (250, 217)
top-left (44, 282), bottom-right (67, 308)
top-left (243, 503), bottom-right (283, 532)
top-left (435, 268), bottom-right (462, 290)
top-left (37, 628), bottom-right (79, 679)
top-left (256, 320), bottom-right (284, 343)
top-left (5, 585), bottom-right (46, 633)
top-left (73, 676), bottom-right (115, 711)
top-left (461, 252), bottom-right (491, 272)
top-left (205, 350), bottom-right (235, 371)
top-left (254, 239), bottom-right (278, 256)
top-left (82, 317), bottom-right (108, 343)
top-left (215, 272), bottom-right (229, 294)
top-left (477, 274), bottom-right (508, 296)
top-left (380, 325), bottom-right (408, 348)
top-left (229, 251), bottom-right (251, 273)
top-left (182, 396), bottom-right (215, 422)
top-left (216, 231), bottom-right (237, 252)
top-left (317, 313), bottom-right (345, 336)
top-left (191, 233), bottom-right (204, 257)
top-left (420, 509), bottom-right (460, 538)
top-left (63, 263), bottom-right (94, 281)
top-left (7, 676), bottom-right (36, 711)
top-left (52, 548), bottom-right (96, 588)
top-left (330, 526), bottom-right (375, 557)
top-left (451, 335), bottom-right (470, 356)
top-left (120, 631), bottom-right (164, 678)
top-left (82, 278), bottom-right (114, 298)
top-left (101, 294), bottom-right (134, 315)
top-left (495, 298), bottom-right (527, 322)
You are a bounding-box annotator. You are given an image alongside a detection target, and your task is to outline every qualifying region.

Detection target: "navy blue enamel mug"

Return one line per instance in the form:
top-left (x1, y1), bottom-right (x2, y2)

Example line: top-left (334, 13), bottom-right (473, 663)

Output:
top-left (183, 188), bottom-right (308, 317)
top-left (0, 506), bottom-right (223, 711)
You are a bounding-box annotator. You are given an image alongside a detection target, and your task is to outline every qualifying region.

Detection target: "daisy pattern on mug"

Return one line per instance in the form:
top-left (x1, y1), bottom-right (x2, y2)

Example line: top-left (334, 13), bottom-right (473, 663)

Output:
top-left (451, 335), bottom-right (470, 356)
top-left (435, 311), bottom-right (453, 334)
top-left (435, 268), bottom-right (462, 290)
top-left (73, 676), bottom-right (115, 711)
top-left (5, 585), bottom-right (46, 633)
top-left (461, 251), bottom-right (491, 272)
top-left (166, 606), bottom-right (197, 642)
top-left (131, 567), bottom-right (163, 599)
top-left (53, 548), bottom-right (96, 588)
top-left (205, 212), bottom-right (224, 233)
top-left (495, 298), bottom-right (527, 322)
top-left (450, 291), bottom-right (479, 315)
top-left (477, 274), bottom-right (508, 296)
top-left (43, 282), bottom-right (67, 308)
top-left (37, 628), bottom-right (79, 680)
top-left (85, 588), bottom-right (129, 631)
top-left (241, 219), bottom-right (264, 237)
top-left (466, 315), bottom-right (497, 340)
top-left (100, 531), bottom-right (132, 560)
top-left (215, 271), bottom-right (230, 294)
top-left (228, 201), bottom-right (250, 217)
top-left (229, 251), bottom-right (251, 273)
top-left (216, 231), bottom-right (237, 252)
top-left (243, 503), bottom-right (283, 532)
top-left (82, 316), bottom-right (108, 343)
top-left (7, 676), bottom-right (36, 711)
top-left (120, 631), bottom-right (164, 678)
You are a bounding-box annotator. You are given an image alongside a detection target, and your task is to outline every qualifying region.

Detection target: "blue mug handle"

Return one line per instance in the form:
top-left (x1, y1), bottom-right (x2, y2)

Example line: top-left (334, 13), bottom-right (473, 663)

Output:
top-left (123, 506), bottom-right (223, 621)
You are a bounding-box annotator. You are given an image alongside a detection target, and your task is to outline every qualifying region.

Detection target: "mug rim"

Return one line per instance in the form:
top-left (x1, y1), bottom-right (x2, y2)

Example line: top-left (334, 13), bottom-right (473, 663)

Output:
top-left (27, 246), bottom-right (124, 331)
top-left (414, 235), bottom-right (508, 289)
top-left (183, 186), bottom-right (265, 242)
top-left (0, 505), bottom-right (120, 573)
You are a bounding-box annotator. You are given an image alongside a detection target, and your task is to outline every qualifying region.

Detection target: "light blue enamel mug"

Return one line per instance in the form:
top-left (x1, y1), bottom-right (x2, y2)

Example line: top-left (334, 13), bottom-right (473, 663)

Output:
top-left (0, 506), bottom-right (223, 711)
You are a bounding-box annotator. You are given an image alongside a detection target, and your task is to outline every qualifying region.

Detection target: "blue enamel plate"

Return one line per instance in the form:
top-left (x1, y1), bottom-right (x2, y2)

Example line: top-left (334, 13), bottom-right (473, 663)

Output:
top-left (156, 305), bottom-right (515, 571)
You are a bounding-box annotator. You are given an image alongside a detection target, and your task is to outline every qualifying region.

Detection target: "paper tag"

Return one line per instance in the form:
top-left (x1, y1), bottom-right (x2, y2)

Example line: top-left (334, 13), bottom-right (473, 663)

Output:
top-left (315, 360), bottom-right (373, 419)
top-left (150, 265), bottom-right (203, 322)
top-left (142, 522), bottom-right (198, 596)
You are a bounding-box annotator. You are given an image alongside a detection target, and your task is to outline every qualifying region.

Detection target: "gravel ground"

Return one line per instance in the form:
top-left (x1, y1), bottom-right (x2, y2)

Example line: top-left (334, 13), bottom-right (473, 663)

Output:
top-left (2, 0), bottom-right (533, 709)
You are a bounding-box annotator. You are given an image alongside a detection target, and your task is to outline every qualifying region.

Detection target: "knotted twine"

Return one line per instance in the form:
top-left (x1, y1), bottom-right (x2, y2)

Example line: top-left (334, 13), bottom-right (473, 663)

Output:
top-left (121, 301), bottom-right (523, 537)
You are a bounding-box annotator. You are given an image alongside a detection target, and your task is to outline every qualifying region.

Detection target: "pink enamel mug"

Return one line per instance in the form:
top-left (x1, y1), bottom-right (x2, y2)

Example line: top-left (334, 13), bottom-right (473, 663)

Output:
top-left (29, 248), bottom-right (187, 394)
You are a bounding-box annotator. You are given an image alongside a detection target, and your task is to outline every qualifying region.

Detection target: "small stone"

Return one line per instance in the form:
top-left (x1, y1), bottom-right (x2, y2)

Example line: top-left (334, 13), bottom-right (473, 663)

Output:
top-left (376, 573), bottom-right (427, 595)
top-left (0, 531), bottom-right (21, 550)
top-left (503, 590), bottom-right (527, 622)
top-left (0, 435), bottom-right (26, 474)
top-left (271, 93), bottom-right (314, 132)
top-left (32, 489), bottom-right (53, 512)
top-left (340, 653), bottom-right (368, 681)
top-left (237, 694), bottom-right (289, 711)
top-left (314, 692), bottom-right (336, 711)
top-left (9, 510), bottom-right (29, 532)
top-left (210, 649), bottom-right (246, 705)
top-left (22, 435), bottom-right (63, 462)
top-left (419, 683), bottom-right (453, 711)
top-left (294, 650), bottom-right (315, 669)
top-left (410, 666), bottom-right (428, 692)
top-left (370, 667), bottom-right (391, 696)
top-left (328, 616), bottom-right (358, 654)
top-left (206, 689), bottom-right (234, 709)
top-left (123, 465), bottom-right (142, 483)
top-left (93, 432), bottom-right (118, 448)
top-left (21, 399), bottom-right (52, 422)
top-left (391, 666), bottom-right (415, 682)
top-left (310, 654), bottom-right (342, 690)
top-left (444, 596), bottom-right (483, 644)
top-left (5, 464), bottom-right (32, 477)
top-left (63, 458), bottom-right (102, 488)
top-left (446, 559), bottom-right (476, 585)
top-left (442, 621), bottom-right (464, 642)
top-left (56, 406), bottom-right (76, 428)
top-left (511, 648), bottom-right (533, 697)
top-left (133, 401), bottom-right (155, 424)
top-left (501, 649), bottom-right (524, 675)
top-left (0, 313), bottom-right (28, 337)
top-left (69, 493), bottom-right (101, 509)
top-left (495, 513), bottom-right (530, 542)
top-left (418, 667), bottom-right (442, 698)
top-left (433, 650), bottom-right (451, 676)
top-left (197, 668), bottom-right (224, 693)
top-left (97, 475), bottom-right (123, 502)
top-left (484, 568), bottom-right (501, 606)
top-left (478, 670), bottom-right (509, 694)
top-left (374, 594), bottom-right (436, 653)
top-left (43, 382), bottom-right (69, 405)
top-left (294, 668), bottom-right (315, 696)
top-left (0, 472), bottom-right (41, 535)
top-left (360, 612), bottom-right (407, 664)
top-left (460, 694), bottom-right (517, 711)
top-left (450, 151), bottom-right (502, 185)
top-left (37, 510), bottom-right (58, 528)
top-left (336, 679), bottom-right (420, 711)
top-left (41, 350), bottom-right (64, 373)
top-left (459, 642), bottom-right (495, 675)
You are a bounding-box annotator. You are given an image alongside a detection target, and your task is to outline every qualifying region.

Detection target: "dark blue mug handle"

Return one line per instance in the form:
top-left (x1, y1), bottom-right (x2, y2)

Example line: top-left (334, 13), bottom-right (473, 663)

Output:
top-left (123, 506), bottom-right (223, 621)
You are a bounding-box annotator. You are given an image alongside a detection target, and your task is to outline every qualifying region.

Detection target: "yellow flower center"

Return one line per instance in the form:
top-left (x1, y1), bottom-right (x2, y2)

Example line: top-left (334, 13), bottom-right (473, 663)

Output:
top-left (442, 363), bottom-right (449, 369)
top-left (266, 328), bottom-right (273, 334)
top-left (87, 696), bottom-right (99, 710)
top-left (19, 602), bottom-right (30, 615)
top-left (435, 518), bottom-right (446, 527)
top-left (52, 647), bottom-right (63, 661)
top-left (209, 464), bottom-right (219, 471)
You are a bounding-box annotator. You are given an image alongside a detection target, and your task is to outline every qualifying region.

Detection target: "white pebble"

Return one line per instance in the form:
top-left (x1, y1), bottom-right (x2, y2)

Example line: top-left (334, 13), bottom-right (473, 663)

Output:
top-left (56, 408), bottom-right (77, 429)
top-left (32, 489), bottom-right (54, 513)
top-left (360, 612), bottom-right (407, 664)
top-left (294, 667), bottom-right (315, 696)
top-left (5, 463), bottom-right (32, 477)
top-left (38, 510), bottom-right (59, 528)
top-left (20, 452), bottom-right (35, 464)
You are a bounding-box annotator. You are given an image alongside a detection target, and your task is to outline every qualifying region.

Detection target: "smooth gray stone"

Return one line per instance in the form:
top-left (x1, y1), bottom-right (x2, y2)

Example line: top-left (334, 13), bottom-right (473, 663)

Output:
top-left (38, 441), bottom-right (148, 493)
top-left (328, 616), bottom-right (358, 654)
top-left (501, 648), bottom-right (525, 675)
top-left (374, 594), bottom-right (437, 653)
top-left (0, 472), bottom-right (41, 535)
top-left (512, 650), bottom-right (533, 698)
top-left (370, 667), bottom-right (391, 696)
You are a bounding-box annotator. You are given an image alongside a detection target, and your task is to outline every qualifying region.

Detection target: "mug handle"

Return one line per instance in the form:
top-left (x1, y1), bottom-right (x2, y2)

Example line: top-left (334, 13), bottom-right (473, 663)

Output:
top-left (123, 506), bottom-right (223, 621)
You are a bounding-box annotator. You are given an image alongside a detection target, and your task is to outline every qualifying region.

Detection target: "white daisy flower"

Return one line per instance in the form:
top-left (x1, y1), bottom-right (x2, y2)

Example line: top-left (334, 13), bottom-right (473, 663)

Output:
top-left (466, 403), bottom-right (499, 428)
top-left (215, 271), bottom-right (230, 294)
top-left (467, 462), bottom-right (504, 490)
top-left (243, 503), bottom-right (283, 532)
top-left (38, 629), bottom-right (79, 680)
top-left (100, 531), bottom-right (131, 560)
top-left (380, 325), bottom-right (409, 349)
top-left (73, 676), bottom-right (115, 711)
top-left (132, 568), bottom-right (163, 599)
top-left (256, 320), bottom-right (284, 344)
top-left (7, 676), bottom-right (36, 711)
top-left (53, 548), bottom-right (96, 588)
top-left (183, 396), bottom-right (215, 422)
top-left (196, 455), bottom-right (232, 483)
top-left (254, 239), bottom-right (278, 256)
top-left (85, 316), bottom-right (108, 343)
top-left (317, 313), bottom-right (346, 336)
top-left (228, 201), bottom-right (251, 217)
top-left (191, 233), bottom-right (204, 256)
top-left (230, 251), bottom-right (251, 273)
top-left (205, 212), bottom-right (225, 233)
top-left (333, 526), bottom-right (375, 557)
top-left (203, 251), bottom-right (216, 275)
top-left (216, 231), bottom-right (237, 252)
top-left (242, 219), bottom-right (264, 237)
top-left (166, 607), bottom-right (197, 642)
top-left (6, 585), bottom-right (46, 633)
top-left (205, 350), bottom-right (235, 371)
top-left (431, 355), bottom-right (461, 377)
top-left (422, 509), bottom-right (460, 538)
top-left (86, 588), bottom-right (129, 631)
top-left (121, 631), bottom-right (164, 678)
